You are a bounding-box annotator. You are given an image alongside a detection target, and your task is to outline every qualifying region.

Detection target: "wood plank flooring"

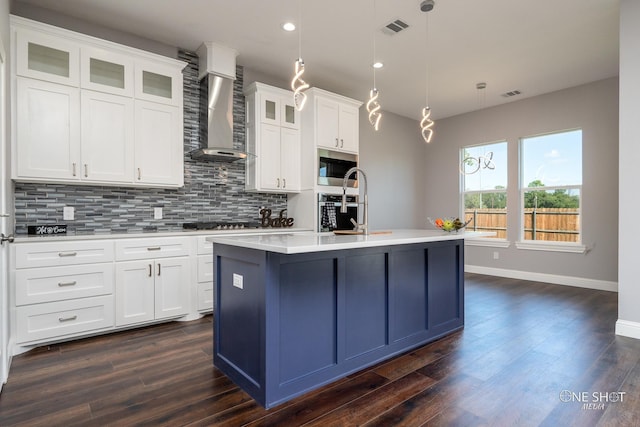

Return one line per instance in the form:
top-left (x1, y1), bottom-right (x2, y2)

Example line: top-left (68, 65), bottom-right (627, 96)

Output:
top-left (1, 273), bottom-right (639, 426)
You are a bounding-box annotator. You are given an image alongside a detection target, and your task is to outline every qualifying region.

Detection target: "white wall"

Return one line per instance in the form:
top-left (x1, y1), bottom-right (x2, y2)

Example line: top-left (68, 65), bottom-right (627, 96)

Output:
top-left (358, 108), bottom-right (427, 230)
top-left (426, 78), bottom-right (619, 287)
top-left (617, 0), bottom-right (640, 339)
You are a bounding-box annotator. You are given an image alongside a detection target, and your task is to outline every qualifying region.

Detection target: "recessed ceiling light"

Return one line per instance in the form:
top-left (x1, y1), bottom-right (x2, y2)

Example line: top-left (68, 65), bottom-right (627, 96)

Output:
top-left (282, 22), bottom-right (296, 32)
top-left (373, 62), bottom-right (384, 69)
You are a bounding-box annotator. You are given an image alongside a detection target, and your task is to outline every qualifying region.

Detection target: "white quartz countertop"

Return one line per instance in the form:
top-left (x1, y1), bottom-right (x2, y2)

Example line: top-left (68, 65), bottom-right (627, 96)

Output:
top-left (207, 229), bottom-right (494, 254)
top-left (12, 227), bottom-right (313, 243)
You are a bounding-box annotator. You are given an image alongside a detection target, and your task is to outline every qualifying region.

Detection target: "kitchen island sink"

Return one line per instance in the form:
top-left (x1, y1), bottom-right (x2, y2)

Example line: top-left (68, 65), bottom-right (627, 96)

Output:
top-left (207, 230), bottom-right (490, 408)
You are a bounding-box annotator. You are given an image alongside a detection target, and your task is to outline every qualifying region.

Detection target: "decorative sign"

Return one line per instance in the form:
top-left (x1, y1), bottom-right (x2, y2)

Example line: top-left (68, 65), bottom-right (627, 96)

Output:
top-left (28, 224), bottom-right (68, 235)
top-left (260, 208), bottom-right (294, 228)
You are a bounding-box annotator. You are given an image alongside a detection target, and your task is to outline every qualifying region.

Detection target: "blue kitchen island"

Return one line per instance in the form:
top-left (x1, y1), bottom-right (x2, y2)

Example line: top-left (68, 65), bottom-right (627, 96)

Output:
top-left (207, 230), bottom-right (488, 408)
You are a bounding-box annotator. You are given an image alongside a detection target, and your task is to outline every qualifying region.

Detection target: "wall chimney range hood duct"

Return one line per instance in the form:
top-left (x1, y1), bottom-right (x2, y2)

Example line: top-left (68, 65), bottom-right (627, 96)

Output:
top-left (191, 42), bottom-right (250, 162)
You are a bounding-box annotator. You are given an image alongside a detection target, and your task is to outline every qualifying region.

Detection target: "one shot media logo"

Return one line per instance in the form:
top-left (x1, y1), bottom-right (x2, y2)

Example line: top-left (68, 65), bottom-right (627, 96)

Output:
top-left (559, 390), bottom-right (627, 410)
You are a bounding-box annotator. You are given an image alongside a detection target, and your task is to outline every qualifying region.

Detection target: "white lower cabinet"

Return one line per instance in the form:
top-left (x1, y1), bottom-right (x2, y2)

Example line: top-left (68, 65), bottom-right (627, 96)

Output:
top-left (12, 240), bottom-right (115, 345)
top-left (114, 237), bottom-right (190, 327)
top-left (195, 236), bottom-right (214, 312)
top-left (16, 296), bottom-right (114, 344)
top-left (115, 257), bottom-right (189, 327)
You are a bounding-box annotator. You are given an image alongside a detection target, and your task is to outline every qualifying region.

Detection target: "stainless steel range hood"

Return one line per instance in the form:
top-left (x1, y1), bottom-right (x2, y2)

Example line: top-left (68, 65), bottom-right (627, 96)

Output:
top-left (190, 42), bottom-right (249, 162)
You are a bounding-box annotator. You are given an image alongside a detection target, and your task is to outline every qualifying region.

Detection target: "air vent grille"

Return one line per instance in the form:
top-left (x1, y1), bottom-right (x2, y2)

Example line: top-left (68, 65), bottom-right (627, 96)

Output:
top-left (501, 90), bottom-right (522, 98)
top-left (381, 19), bottom-right (409, 35)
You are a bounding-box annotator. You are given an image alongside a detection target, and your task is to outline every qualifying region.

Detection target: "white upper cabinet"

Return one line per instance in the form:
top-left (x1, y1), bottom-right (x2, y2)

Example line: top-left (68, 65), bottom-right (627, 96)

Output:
top-left (134, 100), bottom-right (183, 186)
top-left (16, 28), bottom-right (80, 86)
top-left (81, 47), bottom-right (134, 97)
top-left (81, 90), bottom-right (135, 183)
top-left (313, 91), bottom-right (360, 154)
top-left (244, 82), bottom-right (301, 193)
top-left (135, 61), bottom-right (183, 107)
top-left (15, 77), bottom-right (80, 180)
top-left (10, 16), bottom-right (186, 188)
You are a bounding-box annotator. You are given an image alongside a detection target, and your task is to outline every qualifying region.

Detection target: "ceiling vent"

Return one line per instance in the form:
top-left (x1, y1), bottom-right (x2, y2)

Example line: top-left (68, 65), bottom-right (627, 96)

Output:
top-left (381, 19), bottom-right (409, 35)
top-left (501, 90), bottom-right (522, 98)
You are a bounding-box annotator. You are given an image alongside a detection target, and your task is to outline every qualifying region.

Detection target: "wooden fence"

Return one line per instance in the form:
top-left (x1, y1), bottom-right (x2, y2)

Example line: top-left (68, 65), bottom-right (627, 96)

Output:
top-left (464, 208), bottom-right (580, 242)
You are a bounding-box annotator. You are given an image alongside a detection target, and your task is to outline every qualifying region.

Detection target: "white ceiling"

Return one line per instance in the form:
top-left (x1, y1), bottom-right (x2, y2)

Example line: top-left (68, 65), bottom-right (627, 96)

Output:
top-left (13, 0), bottom-right (620, 121)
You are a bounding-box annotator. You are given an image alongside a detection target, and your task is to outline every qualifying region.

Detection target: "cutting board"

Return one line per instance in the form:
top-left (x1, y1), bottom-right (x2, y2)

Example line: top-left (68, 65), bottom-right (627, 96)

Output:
top-left (333, 230), bottom-right (392, 235)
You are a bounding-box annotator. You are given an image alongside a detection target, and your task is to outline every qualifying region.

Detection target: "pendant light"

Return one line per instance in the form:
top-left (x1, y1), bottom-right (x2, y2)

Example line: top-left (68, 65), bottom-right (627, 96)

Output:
top-left (419, 0), bottom-right (435, 143)
top-left (366, 0), bottom-right (382, 131)
top-left (291, 0), bottom-right (309, 111)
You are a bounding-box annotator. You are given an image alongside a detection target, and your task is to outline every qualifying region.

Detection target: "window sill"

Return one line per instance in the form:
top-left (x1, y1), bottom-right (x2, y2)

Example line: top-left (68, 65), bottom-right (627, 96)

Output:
top-left (515, 241), bottom-right (586, 254)
top-left (465, 238), bottom-right (511, 248)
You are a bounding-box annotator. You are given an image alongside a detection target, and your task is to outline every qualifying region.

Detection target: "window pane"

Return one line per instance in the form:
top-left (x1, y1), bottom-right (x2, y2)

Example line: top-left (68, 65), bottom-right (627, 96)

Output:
top-left (462, 141), bottom-right (507, 191)
top-left (523, 188), bottom-right (580, 242)
top-left (464, 192), bottom-right (507, 239)
top-left (522, 129), bottom-right (582, 188)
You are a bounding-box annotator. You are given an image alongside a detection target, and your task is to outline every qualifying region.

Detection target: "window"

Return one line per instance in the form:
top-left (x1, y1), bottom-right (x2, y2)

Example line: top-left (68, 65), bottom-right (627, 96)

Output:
top-left (520, 129), bottom-right (582, 244)
top-left (461, 141), bottom-right (508, 239)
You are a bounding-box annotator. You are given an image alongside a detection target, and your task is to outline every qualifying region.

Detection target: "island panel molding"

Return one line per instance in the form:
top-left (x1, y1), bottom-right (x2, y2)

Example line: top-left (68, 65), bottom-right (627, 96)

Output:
top-left (212, 235), bottom-right (464, 408)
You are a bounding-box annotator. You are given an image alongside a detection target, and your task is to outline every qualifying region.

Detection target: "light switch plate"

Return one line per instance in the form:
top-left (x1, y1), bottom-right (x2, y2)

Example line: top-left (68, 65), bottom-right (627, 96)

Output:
top-left (63, 206), bottom-right (74, 220)
top-left (154, 207), bottom-right (163, 220)
top-left (233, 273), bottom-right (244, 289)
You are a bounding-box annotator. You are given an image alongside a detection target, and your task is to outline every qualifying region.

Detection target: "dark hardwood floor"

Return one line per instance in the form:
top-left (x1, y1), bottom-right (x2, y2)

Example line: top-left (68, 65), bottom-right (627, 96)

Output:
top-left (1, 273), bottom-right (638, 426)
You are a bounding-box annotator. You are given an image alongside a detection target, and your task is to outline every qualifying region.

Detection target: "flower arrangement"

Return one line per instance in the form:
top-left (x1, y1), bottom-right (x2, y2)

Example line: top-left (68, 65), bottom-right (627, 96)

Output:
top-left (429, 217), bottom-right (472, 232)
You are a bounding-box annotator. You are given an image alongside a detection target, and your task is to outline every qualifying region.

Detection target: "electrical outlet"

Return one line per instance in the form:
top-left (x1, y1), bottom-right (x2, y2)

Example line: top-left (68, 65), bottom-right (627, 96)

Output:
top-left (233, 273), bottom-right (244, 289)
top-left (493, 251), bottom-right (499, 260)
top-left (63, 206), bottom-right (74, 220)
top-left (154, 207), bottom-right (163, 220)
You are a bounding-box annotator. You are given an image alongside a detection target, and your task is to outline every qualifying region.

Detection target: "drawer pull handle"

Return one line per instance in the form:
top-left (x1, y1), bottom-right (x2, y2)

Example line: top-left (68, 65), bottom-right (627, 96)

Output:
top-left (58, 252), bottom-right (77, 257)
top-left (58, 281), bottom-right (77, 287)
top-left (148, 264), bottom-right (152, 277)
top-left (58, 315), bottom-right (77, 322)
top-left (147, 247), bottom-right (161, 251)
top-left (84, 164), bottom-right (88, 178)
top-left (72, 163), bottom-right (76, 177)
top-left (138, 168), bottom-right (141, 180)
top-left (157, 263), bottom-right (161, 276)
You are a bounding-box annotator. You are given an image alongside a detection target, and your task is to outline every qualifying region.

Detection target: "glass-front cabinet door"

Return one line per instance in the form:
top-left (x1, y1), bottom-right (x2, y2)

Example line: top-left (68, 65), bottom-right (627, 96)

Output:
top-left (280, 98), bottom-right (299, 130)
top-left (15, 29), bottom-right (80, 86)
top-left (81, 47), bottom-right (134, 97)
top-left (135, 61), bottom-right (183, 106)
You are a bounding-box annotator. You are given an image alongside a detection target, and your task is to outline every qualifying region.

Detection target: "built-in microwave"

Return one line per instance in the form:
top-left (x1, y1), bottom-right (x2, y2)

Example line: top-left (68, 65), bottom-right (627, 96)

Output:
top-left (318, 193), bottom-right (359, 232)
top-left (318, 149), bottom-right (358, 187)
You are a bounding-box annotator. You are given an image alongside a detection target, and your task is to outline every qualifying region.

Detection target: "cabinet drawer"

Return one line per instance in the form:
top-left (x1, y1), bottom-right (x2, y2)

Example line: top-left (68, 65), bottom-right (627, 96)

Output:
top-left (115, 237), bottom-right (190, 261)
top-left (16, 295), bottom-right (114, 344)
top-left (197, 283), bottom-right (213, 312)
top-left (196, 236), bottom-right (214, 255)
top-left (15, 264), bottom-right (114, 306)
top-left (197, 255), bottom-right (214, 283)
top-left (14, 240), bottom-right (114, 269)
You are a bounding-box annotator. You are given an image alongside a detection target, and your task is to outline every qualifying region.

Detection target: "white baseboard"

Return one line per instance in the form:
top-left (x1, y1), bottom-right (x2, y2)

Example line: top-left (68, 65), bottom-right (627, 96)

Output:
top-left (616, 320), bottom-right (640, 340)
top-left (465, 265), bottom-right (618, 292)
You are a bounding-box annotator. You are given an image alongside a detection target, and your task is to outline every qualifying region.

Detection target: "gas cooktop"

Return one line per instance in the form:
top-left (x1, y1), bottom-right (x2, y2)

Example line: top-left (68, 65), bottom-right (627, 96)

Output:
top-left (182, 221), bottom-right (262, 231)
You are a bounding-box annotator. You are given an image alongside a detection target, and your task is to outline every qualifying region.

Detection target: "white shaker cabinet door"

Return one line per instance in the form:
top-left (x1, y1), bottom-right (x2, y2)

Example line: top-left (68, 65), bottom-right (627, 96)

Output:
top-left (315, 97), bottom-right (340, 151)
top-left (280, 126), bottom-right (301, 192)
top-left (338, 104), bottom-right (359, 153)
top-left (154, 257), bottom-right (189, 320)
top-left (81, 91), bottom-right (134, 184)
top-left (259, 123), bottom-right (282, 191)
top-left (15, 77), bottom-right (80, 180)
top-left (134, 100), bottom-right (184, 187)
top-left (115, 260), bottom-right (155, 326)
